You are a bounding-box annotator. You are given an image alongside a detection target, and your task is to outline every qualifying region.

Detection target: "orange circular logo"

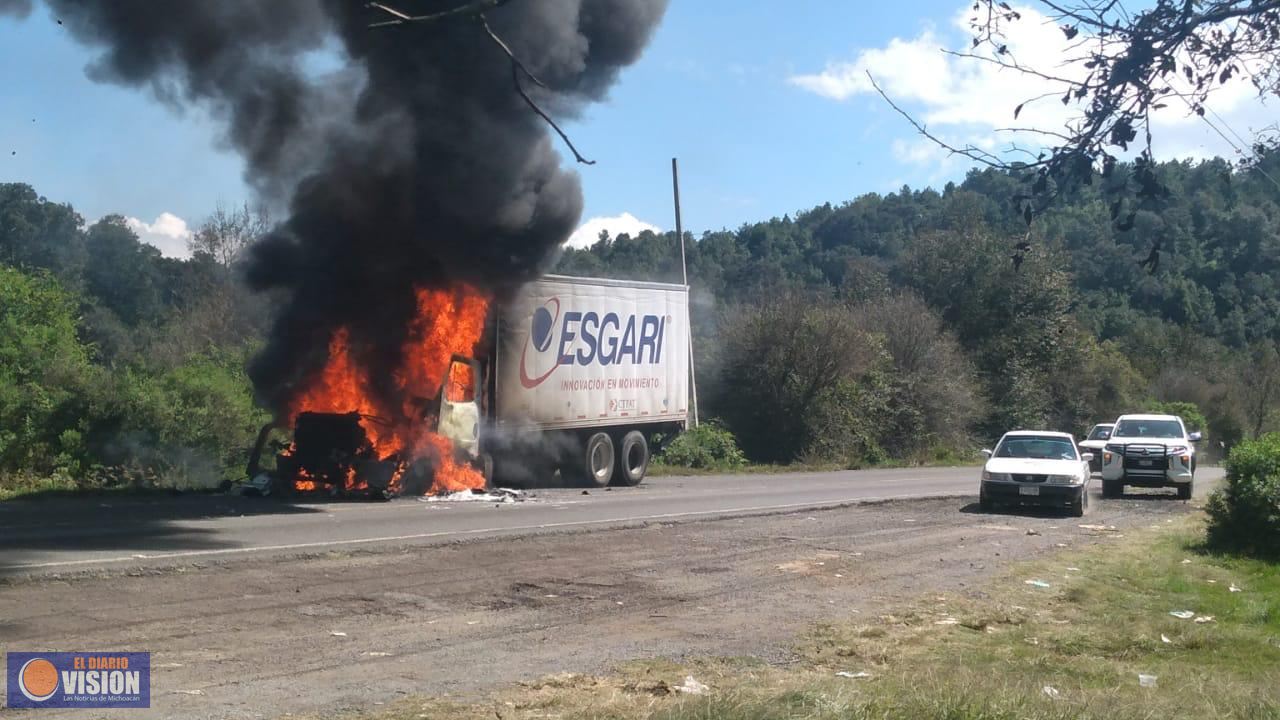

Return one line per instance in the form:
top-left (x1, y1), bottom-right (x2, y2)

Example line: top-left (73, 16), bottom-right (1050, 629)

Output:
top-left (19, 658), bottom-right (60, 702)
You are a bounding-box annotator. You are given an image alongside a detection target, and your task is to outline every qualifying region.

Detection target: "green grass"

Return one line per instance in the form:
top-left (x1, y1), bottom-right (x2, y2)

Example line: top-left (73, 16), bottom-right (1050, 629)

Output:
top-left (347, 517), bottom-right (1280, 720)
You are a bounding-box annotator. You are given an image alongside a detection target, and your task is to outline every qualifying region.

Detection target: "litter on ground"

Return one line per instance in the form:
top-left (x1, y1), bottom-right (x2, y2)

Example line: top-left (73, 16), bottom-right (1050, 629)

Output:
top-left (1042, 686), bottom-right (1061, 699)
top-left (1230, 584), bottom-right (1243, 592)
top-left (421, 488), bottom-right (525, 503)
top-left (1139, 674), bottom-right (1158, 688)
top-left (1194, 615), bottom-right (1215, 624)
top-left (1161, 634), bottom-right (1172, 644)
top-left (674, 676), bottom-right (709, 695)
top-left (1169, 610), bottom-right (1195, 619)
top-left (836, 671), bottom-right (873, 679)
top-left (1024, 579), bottom-right (1052, 588)
top-left (330, 631), bottom-right (348, 637)
top-left (934, 618), bottom-right (960, 626)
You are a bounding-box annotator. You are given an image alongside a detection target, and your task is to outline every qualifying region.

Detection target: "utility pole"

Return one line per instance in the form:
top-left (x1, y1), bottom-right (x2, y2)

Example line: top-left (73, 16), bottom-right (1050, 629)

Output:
top-left (671, 158), bottom-right (699, 427)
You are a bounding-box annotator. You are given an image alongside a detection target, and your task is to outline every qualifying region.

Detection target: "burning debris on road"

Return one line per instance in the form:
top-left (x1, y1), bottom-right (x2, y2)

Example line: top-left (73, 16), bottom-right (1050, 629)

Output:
top-left (41, 0), bottom-right (668, 497)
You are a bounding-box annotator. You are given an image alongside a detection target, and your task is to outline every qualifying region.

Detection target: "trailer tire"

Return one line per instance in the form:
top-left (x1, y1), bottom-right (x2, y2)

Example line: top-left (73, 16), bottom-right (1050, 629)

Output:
top-left (612, 431), bottom-right (649, 487)
top-left (572, 432), bottom-right (615, 488)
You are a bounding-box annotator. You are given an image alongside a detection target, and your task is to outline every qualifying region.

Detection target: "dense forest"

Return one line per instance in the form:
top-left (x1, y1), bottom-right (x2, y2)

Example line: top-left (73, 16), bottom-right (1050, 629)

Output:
top-left (2, 151), bottom-right (1278, 492)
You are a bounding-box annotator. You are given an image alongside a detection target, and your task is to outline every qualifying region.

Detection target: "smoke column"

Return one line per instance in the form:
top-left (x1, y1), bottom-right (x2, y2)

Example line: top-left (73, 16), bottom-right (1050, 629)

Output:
top-left (38, 0), bottom-right (668, 413)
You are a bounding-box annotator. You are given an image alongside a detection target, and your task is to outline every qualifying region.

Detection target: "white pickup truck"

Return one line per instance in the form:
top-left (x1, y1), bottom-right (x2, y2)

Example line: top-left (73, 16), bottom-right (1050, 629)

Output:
top-left (1099, 414), bottom-right (1201, 499)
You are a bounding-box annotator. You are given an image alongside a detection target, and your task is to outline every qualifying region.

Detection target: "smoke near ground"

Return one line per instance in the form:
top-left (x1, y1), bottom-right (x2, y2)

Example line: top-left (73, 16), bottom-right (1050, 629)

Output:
top-left (41, 0), bottom-right (668, 414)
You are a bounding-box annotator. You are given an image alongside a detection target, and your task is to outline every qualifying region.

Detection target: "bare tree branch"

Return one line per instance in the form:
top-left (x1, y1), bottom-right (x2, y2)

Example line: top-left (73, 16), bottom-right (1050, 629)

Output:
top-left (479, 14), bottom-right (596, 165)
top-left (366, 0), bottom-right (512, 28)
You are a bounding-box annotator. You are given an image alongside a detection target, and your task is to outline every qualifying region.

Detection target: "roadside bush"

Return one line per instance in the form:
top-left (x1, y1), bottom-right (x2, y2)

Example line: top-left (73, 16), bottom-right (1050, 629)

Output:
top-left (1205, 433), bottom-right (1280, 558)
top-left (656, 423), bottom-right (747, 470)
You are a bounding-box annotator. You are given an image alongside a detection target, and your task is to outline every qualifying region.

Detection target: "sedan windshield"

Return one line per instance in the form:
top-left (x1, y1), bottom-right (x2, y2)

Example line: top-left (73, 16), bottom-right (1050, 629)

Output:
top-left (1114, 419), bottom-right (1183, 439)
top-left (995, 437), bottom-right (1078, 460)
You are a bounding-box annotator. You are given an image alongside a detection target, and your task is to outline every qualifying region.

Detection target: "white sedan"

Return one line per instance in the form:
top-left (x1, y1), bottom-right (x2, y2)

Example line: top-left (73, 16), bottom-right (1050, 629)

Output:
top-left (979, 431), bottom-right (1093, 516)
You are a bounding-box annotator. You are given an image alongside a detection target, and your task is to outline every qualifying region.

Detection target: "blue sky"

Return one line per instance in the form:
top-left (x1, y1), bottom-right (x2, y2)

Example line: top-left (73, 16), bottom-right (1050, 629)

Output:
top-left (0, 2), bottom-right (1264, 254)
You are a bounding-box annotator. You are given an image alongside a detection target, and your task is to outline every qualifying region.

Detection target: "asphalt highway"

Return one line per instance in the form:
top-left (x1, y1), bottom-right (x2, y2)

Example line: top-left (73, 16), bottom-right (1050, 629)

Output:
top-left (0, 465), bottom-right (1222, 575)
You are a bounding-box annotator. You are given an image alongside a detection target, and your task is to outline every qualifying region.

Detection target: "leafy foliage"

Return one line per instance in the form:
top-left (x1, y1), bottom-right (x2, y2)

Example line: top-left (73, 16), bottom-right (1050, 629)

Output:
top-left (655, 422), bottom-right (747, 470)
top-left (1206, 433), bottom-right (1280, 558)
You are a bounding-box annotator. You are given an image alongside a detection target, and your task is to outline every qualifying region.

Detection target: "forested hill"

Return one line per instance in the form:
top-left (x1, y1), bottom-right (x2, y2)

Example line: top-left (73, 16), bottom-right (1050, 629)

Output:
top-left (556, 153), bottom-right (1280, 460)
top-left (1, 153), bottom-right (1277, 490)
top-left (558, 154), bottom-right (1280, 350)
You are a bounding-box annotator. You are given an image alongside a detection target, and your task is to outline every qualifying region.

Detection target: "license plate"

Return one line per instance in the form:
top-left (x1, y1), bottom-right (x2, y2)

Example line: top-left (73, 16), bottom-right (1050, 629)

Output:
top-left (1019, 486), bottom-right (1040, 496)
top-left (1139, 459), bottom-right (1154, 466)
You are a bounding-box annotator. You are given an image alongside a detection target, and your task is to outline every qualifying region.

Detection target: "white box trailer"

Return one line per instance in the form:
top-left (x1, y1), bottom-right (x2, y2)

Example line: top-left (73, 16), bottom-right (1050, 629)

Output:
top-left (473, 274), bottom-right (691, 487)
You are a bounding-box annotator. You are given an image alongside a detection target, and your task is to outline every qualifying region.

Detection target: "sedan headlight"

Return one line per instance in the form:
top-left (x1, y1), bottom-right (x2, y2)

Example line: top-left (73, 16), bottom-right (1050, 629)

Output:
top-left (982, 471), bottom-right (1010, 481)
top-left (1047, 474), bottom-right (1083, 485)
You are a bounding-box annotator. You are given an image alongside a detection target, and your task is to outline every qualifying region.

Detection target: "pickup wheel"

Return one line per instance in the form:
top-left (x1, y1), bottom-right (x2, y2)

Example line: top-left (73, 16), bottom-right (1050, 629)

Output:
top-left (572, 432), bottom-right (616, 489)
top-left (1102, 479), bottom-right (1122, 498)
top-left (612, 431), bottom-right (649, 487)
top-left (1177, 480), bottom-right (1193, 500)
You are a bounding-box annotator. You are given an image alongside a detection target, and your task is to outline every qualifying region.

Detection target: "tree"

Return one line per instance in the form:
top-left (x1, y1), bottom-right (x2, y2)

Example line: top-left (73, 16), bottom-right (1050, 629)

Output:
top-left (190, 202), bottom-right (271, 268)
top-left (878, 1), bottom-right (1280, 242)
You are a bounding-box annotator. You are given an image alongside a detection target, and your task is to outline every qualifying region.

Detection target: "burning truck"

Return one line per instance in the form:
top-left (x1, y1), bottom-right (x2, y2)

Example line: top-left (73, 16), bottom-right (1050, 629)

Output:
top-left (247, 275), bottom-right (690, 497)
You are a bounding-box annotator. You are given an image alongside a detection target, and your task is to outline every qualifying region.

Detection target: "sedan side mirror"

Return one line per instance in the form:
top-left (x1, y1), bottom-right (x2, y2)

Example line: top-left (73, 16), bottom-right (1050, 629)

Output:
top-left (1188, 431), bottom-right (1203, 442)
top-left (1081, 452), bottom-right (1095, 462)
top-left (980, 448), bottom-right (993, 458)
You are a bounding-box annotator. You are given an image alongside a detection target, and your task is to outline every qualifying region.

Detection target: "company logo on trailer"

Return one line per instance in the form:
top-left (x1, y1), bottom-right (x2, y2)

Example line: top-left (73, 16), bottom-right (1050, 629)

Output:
top-left (520, 296), bottom-right (670, 389)
top-left (6, 652), bottom-right (150, 709)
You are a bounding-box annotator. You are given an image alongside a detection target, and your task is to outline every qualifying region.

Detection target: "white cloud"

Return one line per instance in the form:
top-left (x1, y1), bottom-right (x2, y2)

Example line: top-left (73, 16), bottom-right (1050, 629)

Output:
top-left (125, 212), bottom-right (193, 259)
top-left (566, 212), bottom-right (661, 249)
top-left (789, 4), bottom-right (1266, 165)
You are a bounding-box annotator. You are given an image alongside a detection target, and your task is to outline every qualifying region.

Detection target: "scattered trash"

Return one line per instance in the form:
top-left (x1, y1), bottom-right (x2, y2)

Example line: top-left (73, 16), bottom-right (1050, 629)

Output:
top-left (1024, 579), bottom-right (1052, 588)
top-left (422, 488), bottom-right (525, 503)
top-left (544, 594), bottom-right (559, 598)
top-left (1066, 567), bottom-right (1080, 572)
top-left (1025, 637), bottom-right (1040, 645)
top-left (1078, 524), bottom-right (1117, 531)
top-left (1161, 634), bottom-right (1172, 644)
top-left (154, 662), bottom-right (184, 668)
top-left (1042, 685), bottom-right (1061, 699)
top-left (1194, 615), bottom-right (1215, 624)
top-left (674, 676), bottom-right (709, 695)
top-left (1138, 674), bottom-right (1158, 688)
top-left (1181, 559), bottom-right (1192, 564)
top-left (1026, 529), bottom-right (1041, 536)
top-left (330, 631), bottom-right (348, 637)
top-left (934, 618), bottom-right (960, 626)
top-left (175, 689), bottom-right (205, 696)
top-left (1055, 543), bottom-right (1068, 548)
top-left (1229, 584), bottom-right (1242, 593)
top-left (466, 621), bottom-right (480, 625)
top-left (836, 671), bottom-right (873, 679)
top-left (1206, 579), bottom-right (1217, 584)
top-left (364, 652), bottom-right (393, 657)
top-left (834, 574), bottom-right (844, 578)
top-left (238, 474), bottom-right (275, 497)
top-left (1169, 610), bottom-right (1195, 619)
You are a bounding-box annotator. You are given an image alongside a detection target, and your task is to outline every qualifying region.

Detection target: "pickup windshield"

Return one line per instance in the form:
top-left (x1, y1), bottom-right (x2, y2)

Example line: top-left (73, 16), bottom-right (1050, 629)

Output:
top-left (1114, 419), bottom-right (1183, 439)
top-left (1087, 425), bottom-right (1112, 441)
top-left (995, 437), bottom-right (1078, 460)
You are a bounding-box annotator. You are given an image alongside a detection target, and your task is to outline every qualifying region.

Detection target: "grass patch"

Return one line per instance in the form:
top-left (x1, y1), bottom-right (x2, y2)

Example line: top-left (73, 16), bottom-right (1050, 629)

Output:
top-left (341, 516), bottom-right (1280, 720)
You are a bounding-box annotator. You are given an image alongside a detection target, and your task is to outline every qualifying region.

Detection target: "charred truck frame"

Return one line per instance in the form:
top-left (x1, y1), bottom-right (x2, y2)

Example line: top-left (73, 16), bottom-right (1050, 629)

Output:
top-left (248, 275), bottom-right (691, 495)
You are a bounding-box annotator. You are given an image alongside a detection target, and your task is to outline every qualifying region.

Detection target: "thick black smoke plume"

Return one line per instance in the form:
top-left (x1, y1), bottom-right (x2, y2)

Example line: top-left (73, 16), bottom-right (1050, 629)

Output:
top-left (42, 0), bottom-right (667, 413)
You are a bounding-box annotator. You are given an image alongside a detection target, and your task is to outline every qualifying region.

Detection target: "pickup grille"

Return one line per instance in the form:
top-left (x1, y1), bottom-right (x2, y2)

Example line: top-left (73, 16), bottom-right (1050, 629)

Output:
top-left (1012, 473), bottom-right (1048, 483)
top-left (1122, 444), bottom-right (1169, 473)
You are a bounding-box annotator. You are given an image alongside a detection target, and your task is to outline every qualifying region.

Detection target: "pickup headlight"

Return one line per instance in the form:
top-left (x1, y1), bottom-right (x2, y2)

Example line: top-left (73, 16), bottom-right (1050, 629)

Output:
top-left (1048, 474), bottom-right (1082, 485)
top-left (1167, 445), bottom-right (1188, 455)
top-left (982, 471), bottom-right (1010, 481)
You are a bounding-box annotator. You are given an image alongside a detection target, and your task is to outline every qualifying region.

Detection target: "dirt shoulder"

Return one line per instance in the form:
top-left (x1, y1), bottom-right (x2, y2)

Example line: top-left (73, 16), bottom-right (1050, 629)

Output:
top-left (0, 495), bottom-right (1200, 719)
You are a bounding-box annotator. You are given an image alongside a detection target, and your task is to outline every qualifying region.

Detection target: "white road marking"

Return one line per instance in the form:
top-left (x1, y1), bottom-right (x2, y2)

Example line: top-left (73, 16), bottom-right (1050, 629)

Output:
top-left (4, 491), bottom-right (961, 571)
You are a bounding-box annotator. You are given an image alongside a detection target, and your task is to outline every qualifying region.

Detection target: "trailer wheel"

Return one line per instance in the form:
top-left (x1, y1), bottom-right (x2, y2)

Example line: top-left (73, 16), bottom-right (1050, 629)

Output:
top-left (612, 431), bottom-right (649, 487)
top-left (574, 432), bottom-right (615, 488)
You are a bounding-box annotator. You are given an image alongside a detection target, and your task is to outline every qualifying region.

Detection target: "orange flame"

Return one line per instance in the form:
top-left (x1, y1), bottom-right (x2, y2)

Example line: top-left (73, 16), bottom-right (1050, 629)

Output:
top-left (287, 285), bottom-right (490, 495)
